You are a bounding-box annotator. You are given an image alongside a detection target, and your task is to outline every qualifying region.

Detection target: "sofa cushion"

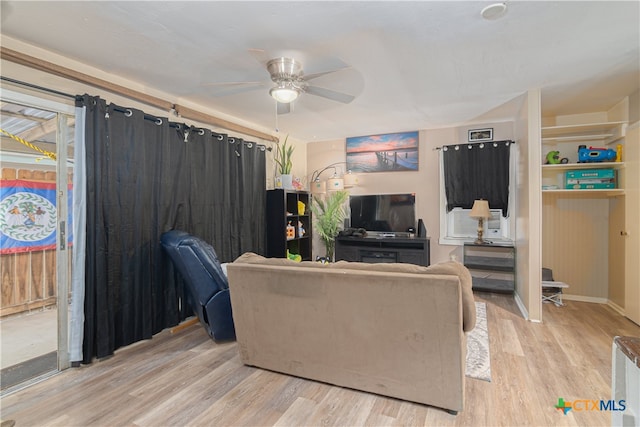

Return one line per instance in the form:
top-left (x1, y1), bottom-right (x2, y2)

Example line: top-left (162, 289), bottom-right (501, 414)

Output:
top-left (233, 253), bottom-right (475, 331)
top-left (331, 260), bottom-right (475, 332)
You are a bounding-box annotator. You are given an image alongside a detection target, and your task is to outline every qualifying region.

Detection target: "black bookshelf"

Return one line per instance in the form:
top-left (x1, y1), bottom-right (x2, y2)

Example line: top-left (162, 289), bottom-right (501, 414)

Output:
top-left (266, 189), bottom-right (312, 261)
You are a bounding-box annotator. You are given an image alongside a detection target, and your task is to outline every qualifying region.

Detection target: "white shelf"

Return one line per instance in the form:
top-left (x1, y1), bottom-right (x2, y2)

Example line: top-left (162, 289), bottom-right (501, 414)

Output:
top-left (541, 122), bottom-right (627, 196)
top-left (542, 162), bottom-right (625, 171)
top-left (542, 188), bottom-right (624, 197)
top-left (542, 121), bottom-right (627, 145)
top-left (541, 134), bottom-right (613, 142)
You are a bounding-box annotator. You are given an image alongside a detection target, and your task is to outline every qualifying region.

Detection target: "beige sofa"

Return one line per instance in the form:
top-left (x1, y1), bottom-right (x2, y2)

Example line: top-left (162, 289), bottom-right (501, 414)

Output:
top-left (226, 253), bottom-right (476, 414)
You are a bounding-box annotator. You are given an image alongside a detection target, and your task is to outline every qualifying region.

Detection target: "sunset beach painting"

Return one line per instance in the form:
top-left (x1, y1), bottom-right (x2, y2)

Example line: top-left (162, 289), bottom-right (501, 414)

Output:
top-left (346, 131), bottom-right (419, 173)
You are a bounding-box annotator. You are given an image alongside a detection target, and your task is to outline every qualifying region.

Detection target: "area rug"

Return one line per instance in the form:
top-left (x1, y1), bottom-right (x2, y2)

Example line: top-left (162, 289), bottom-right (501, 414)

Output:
top-left (465, 301), bottom-right (491, 382)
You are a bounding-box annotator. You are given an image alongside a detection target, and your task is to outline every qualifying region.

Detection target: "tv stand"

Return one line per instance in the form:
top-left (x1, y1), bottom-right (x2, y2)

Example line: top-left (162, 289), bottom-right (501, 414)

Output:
top-left (379, 232), bottom-right (397, 238)
top-left (335, 235), bottom-right (430, 266)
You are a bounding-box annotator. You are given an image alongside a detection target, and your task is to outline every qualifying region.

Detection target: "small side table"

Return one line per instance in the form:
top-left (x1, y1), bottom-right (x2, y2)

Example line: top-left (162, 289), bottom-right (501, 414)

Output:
top-left (463, 242), bottom-right (515, 293)
top-left (612, 336), bottom-right (640, 426)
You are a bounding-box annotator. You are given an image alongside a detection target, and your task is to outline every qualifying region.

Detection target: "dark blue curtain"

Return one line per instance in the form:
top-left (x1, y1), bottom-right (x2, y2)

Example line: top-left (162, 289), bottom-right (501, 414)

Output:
top-left (443, 140), bottom-right (512, 216)
top-left (75, 95), bottom-right (266, 363)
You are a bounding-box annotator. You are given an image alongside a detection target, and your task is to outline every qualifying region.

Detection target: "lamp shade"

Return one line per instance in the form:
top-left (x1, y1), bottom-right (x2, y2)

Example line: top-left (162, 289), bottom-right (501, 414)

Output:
top-left (327, 177), bottom-right (345, 191)
top-left (470, 199), bottom-right (491, 219)
top-left (310, 179), bottom-right (326, 194)
top-left (343, 171), bottom-right (359, 187)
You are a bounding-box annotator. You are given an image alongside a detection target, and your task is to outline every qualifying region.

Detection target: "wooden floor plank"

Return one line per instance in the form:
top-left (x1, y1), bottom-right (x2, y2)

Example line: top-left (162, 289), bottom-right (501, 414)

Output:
top-left (273, 396), bottom-right (319, 427)
top-left (1, 293), bottom-right (638, 426)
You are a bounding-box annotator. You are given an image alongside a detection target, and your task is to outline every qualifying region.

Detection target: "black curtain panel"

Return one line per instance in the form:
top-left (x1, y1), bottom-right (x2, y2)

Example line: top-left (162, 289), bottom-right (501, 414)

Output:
top-left (76, 95), bottom-right (266, 363)
top-left (443, 141), bottom-right (512, 216)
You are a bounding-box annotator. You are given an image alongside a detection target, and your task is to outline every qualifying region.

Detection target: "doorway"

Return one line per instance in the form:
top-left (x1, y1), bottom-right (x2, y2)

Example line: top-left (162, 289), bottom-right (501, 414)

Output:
top-left (0, 90), bottom-right (74, 393)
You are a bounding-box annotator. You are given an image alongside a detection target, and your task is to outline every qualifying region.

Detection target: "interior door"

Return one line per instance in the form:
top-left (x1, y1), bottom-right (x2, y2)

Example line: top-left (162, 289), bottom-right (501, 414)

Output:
top-left (609, 196), bottom-right (626, 308)
top-left (624, 123), bottom-right (640, 325)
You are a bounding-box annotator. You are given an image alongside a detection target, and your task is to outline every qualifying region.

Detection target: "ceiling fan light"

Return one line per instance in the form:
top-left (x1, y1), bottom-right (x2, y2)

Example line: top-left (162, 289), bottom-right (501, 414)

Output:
top-left (481, 2), bottom-right (507, 20)
top-left (270, 86), bottom-right (299, 103)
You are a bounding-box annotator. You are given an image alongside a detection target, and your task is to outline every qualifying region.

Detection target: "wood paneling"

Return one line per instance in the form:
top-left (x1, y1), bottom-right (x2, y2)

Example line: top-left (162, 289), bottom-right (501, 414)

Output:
top-left (14, 252), bottom-right (29, 304)
top-left (543, 194), bottom-right (610, 300)
top-left (30, 251), bottom-right (44, 300)
top-left (1, 255), bottom-right (15, 307)
top-left (44, 249), bottom-right (56, 298)
top-left (2, 168), bottom-right (17, 179)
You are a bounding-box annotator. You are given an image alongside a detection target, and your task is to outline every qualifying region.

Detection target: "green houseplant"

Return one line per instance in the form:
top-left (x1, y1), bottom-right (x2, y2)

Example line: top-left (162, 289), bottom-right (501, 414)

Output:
top-left (311, 190), bottom-right (349, 261)
top-left (274, 135), bottom-right (294, 174)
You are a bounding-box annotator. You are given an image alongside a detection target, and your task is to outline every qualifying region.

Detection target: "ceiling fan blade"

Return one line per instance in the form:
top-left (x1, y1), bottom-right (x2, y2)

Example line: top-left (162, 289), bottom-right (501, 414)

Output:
top-left (277, 102), bottom-right (291, 115)
top-left (303, 56), bottom-right (350, 76)
top-left (202, 81), bottom-right (266, 97)
top-left (248, 48), bottom-right (270, 66)
top-left (303, 66), bottom-right (351, 81)
top-left (202, 81), bottom-right (263, 87)
top-left (305, 86), bottom-right (355, 104)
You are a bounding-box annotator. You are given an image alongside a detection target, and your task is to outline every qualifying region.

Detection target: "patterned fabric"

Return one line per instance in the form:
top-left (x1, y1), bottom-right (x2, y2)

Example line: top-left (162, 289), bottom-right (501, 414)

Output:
top-left (466, 302), bottom-right (491, 382)
top-left (0, 179), bottom-right (72, 254)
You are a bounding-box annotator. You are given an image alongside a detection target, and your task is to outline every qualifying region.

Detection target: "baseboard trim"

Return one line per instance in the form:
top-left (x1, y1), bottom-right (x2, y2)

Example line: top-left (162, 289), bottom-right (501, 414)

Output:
top-left (562, 294), bottom-right (608, 304)
top-left (513, 291), bottom-right (531, 321)
top-left (607, 300), bottom-right (626, 316)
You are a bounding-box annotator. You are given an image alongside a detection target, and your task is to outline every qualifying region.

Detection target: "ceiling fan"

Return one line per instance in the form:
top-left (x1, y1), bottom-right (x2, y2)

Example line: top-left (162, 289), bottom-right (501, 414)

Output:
top-left (206, 53), bottom-right (358, 115)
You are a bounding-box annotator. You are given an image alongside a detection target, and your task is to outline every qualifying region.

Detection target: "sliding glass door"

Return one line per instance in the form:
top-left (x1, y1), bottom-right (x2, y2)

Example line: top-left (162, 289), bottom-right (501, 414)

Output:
top-left (0, 90), bottom-right (74, 392)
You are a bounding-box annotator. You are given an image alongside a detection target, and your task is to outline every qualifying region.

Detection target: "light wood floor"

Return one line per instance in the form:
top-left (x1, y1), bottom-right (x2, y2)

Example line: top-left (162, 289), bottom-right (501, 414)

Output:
top-left (1, 293), bottom-right (639, 426)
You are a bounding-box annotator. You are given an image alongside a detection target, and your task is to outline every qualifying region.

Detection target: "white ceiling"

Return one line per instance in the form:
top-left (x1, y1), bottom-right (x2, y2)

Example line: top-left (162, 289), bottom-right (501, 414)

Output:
top-left (1, 1), bottom-right (639, 142)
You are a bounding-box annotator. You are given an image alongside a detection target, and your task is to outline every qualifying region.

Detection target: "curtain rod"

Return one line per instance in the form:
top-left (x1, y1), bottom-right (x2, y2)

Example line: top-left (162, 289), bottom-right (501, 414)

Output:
top-left (1, 47), bottom-right (279, 143)
top-left (1, 76), bottom-right (76, 99)
top-left (108, 105), bottom-right (180, 129)
top-left (1, 75), bottom-right (270, 149)
top-left (97, 104), bottom-right (271, 150)
top-left (433, 140), bottom-right (515, 150)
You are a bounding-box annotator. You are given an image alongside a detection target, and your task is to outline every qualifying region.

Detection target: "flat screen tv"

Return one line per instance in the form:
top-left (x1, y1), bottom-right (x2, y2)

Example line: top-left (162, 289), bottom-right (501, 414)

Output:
top-left (349, 193), bottom-right (416, 234)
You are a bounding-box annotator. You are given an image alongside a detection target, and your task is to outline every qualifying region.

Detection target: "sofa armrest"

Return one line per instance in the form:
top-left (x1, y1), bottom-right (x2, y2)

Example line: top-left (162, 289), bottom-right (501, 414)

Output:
top-left (423, 261), bottom-right (476, 332)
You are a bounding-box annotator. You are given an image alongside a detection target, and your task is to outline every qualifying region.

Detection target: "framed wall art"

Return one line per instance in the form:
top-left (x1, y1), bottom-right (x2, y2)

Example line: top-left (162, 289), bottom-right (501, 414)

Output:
top-left (346, 131), bottom-right (419, 173)
top-left (468, 128), bottom-right (493, 142)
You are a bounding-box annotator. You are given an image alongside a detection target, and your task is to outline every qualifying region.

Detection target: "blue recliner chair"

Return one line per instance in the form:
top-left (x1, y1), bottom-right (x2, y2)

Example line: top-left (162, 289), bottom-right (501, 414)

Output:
top-left (160, 230), bottom-right (235, 341)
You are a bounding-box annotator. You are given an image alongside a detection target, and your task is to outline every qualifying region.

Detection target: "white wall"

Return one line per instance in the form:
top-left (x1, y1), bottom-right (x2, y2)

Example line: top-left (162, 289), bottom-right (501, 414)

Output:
top-left (307, 121), bottom-right (516, 264)
top-left (514, 89), bottom-right (542, 322)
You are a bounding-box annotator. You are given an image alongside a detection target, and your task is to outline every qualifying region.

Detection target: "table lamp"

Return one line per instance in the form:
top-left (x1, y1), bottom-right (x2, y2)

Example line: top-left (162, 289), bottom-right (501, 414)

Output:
top-left (470, 199), bottom-right (491, 244)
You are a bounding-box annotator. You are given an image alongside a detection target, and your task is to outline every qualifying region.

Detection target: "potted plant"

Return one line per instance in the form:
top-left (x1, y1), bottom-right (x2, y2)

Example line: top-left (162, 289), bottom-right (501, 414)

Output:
top-left (274, 135), bottom-right (294, 189)
top-left (311, 190), bottom-right (349, 261)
